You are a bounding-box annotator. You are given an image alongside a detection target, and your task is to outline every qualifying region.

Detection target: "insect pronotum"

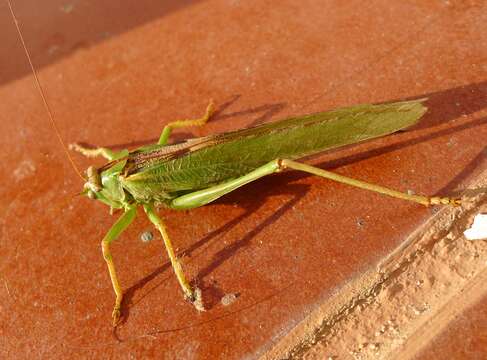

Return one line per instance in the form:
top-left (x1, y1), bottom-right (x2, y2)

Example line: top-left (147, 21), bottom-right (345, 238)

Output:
top-left (7, 0), bottom-right (461, 326)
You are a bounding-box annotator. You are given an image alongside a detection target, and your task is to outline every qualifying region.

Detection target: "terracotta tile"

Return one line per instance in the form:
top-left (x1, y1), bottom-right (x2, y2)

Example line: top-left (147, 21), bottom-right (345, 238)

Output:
top-left (1, 0), bottom-right (486, 358)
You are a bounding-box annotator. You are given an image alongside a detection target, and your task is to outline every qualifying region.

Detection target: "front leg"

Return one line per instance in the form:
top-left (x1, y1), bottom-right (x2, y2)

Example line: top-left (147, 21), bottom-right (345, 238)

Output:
top-left (100, 205), bottom-right (137, 326)
top-left (69, 143), bottom-right (128, 161)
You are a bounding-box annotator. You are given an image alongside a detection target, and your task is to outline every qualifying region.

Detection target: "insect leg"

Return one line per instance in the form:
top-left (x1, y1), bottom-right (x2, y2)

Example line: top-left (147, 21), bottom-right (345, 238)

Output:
top-left (169, 159), bottom-right (460, 210)
top-left (101, 205), bottom-right (137, 326)
top-left (143, 204), bottom-right (204, 310)
top-left (158, 100), bottom-right (215, 145)
top-left (278, 159), bottom-right (461, 206)
top-left (169, 160), bottom-right (283, 209)
top-left (69, 143), bottom-right (123, 161)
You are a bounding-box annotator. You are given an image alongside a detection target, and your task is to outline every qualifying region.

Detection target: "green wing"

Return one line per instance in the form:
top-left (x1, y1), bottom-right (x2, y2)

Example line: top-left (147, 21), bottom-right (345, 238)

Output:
top-left (122, 99), bottom-right (426, 202)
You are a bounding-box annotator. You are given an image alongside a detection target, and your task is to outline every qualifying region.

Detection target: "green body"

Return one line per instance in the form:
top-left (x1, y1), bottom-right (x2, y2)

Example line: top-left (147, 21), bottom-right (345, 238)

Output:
top-left (91, 100), bottom-right (426, 210)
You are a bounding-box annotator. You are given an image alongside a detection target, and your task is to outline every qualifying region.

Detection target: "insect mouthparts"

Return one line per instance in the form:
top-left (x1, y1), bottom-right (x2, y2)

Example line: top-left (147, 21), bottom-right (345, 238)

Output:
top-left (85, 166), bottom-right (102, 195)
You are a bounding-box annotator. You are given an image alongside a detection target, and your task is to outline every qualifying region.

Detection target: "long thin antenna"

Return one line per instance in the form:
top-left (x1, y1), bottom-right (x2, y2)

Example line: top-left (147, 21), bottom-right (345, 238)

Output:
top-left (7, 0), bottom-right (86, 182)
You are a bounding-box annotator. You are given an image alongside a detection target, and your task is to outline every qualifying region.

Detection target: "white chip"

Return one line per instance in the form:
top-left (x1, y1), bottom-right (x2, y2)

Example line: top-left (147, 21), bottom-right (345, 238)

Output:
top-left (464, 213), bottom-right (487, 240)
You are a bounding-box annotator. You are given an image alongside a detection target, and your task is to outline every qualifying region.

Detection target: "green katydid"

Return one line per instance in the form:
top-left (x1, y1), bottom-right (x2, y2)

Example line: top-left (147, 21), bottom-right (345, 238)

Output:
top-left (8, 0), bottom-right (460, 326)
top-left (71, 98), bottom-right (462, 326)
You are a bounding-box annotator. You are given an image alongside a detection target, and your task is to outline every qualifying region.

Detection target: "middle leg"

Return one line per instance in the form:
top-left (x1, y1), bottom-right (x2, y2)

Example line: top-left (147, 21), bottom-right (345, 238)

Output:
top-left (158, 100), bottom-right (215, 145)
top-left (143, 204), bottom-right (204, 311)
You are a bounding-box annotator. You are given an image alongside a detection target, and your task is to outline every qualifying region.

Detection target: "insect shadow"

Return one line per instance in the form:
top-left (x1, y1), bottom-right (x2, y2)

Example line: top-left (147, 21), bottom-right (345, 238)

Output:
top-left (441, 144), bottom-right (487, 196)
top-left (88, 95), bottom-right (287, 151)
top-left (113, 281), bottom-right (295, 342)
top-left (119, 182), bottom-right (309, 323)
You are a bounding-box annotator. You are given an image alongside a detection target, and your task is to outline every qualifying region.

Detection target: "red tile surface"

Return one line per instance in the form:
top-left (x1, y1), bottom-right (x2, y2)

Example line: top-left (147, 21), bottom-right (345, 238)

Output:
top-left (1, 0), bottom-right (486, 358)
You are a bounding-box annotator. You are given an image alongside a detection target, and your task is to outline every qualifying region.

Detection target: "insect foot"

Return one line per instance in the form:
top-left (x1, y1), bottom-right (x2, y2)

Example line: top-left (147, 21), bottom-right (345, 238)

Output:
top-left (187, 287), bottom-right (205, 312)
top-left (69, 143), bottom-right (96, 157)
top-left (112, 306), bottom-right (121, 327)
top-left (429, 196), bottom-right (462, 206)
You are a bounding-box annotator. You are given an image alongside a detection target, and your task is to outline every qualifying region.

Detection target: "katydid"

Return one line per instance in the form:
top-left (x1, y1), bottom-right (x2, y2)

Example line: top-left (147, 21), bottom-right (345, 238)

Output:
top-left (8, 0), bottom-right (460, 326)
top-left (72, 98), bottom-right (462, 326)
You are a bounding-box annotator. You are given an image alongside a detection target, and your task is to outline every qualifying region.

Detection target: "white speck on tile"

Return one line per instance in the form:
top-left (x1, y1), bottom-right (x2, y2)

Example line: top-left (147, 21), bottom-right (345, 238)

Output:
top-left (13, 160), bottom-right (36, 180)
top-left (464, 214), bottom-right (487, 240)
